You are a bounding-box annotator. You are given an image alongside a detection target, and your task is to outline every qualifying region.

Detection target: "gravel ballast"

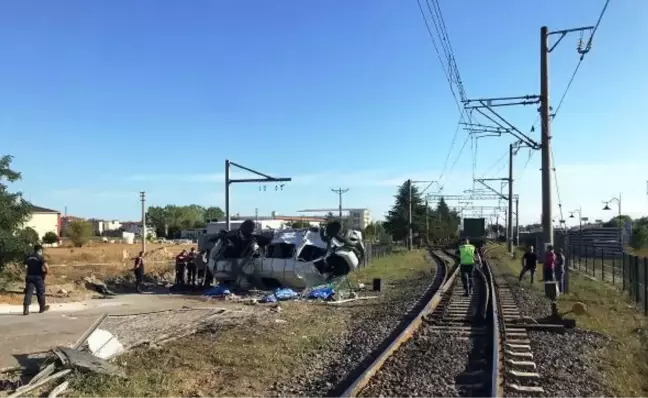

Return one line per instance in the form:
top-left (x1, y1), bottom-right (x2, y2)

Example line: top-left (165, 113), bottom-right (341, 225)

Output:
top-left (271, 268), bottom-right (437, 397)
top-left (498, 271), bottom-right (613, 397)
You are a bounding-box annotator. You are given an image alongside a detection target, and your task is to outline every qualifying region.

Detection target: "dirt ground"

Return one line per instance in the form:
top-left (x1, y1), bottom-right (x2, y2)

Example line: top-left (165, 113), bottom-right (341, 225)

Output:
top-left (0, 243), bottom-right (193, 305)
top-left (64, 250), bottom-right (433, 397)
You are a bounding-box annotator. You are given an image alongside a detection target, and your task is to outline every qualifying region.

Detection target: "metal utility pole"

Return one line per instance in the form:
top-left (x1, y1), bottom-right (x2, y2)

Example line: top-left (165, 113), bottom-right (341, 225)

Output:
top-left (507, 143), bottom-right (514, 253)
top-left (425, 199), bottom-right (429, 243)
top-left (515, 198), bottom-right (520, 245)
top-left (408, 179), bottom-right (413, 251)
top-left (331, 188), bottom-right (350, 218)
top-left (225, 159), bottom-right (291, 230)
top-left (139, 191), bottom-right (146, 253)
top-left (540, 26), bottom-right (553, 250)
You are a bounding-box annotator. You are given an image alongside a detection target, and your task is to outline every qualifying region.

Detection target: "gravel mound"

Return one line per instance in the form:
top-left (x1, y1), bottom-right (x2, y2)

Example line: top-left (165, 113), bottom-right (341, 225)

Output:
top-left (498, 273), bottom-right (613, 397)
top-left (271, 272), bottom-right (435, 397)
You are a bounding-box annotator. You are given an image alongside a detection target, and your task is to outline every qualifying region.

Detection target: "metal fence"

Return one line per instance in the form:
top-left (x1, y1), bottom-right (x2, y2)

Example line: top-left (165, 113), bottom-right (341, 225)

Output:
top-left (568, 244), bottom-right (648, 316)
top-left (360, 243), bottom-right (394, 268)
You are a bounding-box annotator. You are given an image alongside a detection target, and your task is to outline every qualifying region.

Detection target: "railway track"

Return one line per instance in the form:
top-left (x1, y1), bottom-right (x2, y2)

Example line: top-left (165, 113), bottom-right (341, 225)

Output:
top-left (337, 248), bottom-right (501, 397)
top-left (492, 268), bottom-right (546, 396)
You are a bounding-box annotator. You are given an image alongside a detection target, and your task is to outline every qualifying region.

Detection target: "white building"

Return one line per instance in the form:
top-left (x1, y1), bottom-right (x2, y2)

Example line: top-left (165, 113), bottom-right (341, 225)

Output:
top-left (93, 219), bottom-right (122, 235)
top-left (297, 208), bottom-right (372, 231)
top-left (347, 209), bottom-right (371, 230)
top-left (121, 222), bottom-right (156, 238)
top-left (24, 205), bottom-right (61, 240)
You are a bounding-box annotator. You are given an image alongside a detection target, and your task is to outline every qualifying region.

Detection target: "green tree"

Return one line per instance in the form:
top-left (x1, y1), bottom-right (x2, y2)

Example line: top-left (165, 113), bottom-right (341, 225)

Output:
top-left (604, 215), bottom-right (632, 228)
top-left (42, 231), bottom-right (59, 245)
top-left (66, 220), bottom-right (94, 247)
top-left (204, 206), bottom-right (224, 222)
top-left (630, 225), bottom-right (648, 250)
top-left (364, 221), bottom-right (386, 241)
top-left (383, 180), bottom-right (428, 242)
top-left (288, 220), bottom-right (311, 228)
top-left (0, 155), bottom-right (35, 270)
top-left (146, 204), bottom-right (225, 237)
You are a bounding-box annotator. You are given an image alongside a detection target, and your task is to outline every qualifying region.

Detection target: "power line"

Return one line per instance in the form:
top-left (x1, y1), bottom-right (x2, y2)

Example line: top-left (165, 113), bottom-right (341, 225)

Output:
top-left (551, 148), bottom-right (565, 226)
top-left (549, 0), bottom-right (609, 228)
top-left (479, 148), bottom-right (508, 179)
top-left (416, 0), bottom-right (475, 188)
top-left (552, 0), bottom-right (610, 121)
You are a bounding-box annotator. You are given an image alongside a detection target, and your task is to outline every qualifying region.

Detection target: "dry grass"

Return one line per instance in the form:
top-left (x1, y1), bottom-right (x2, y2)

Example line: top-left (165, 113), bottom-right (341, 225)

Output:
top-left (44, 243), bottom-right (193, 265)
top-left (490, 244), bottom-right (648, 397)
top-left (1, 244), bottom-right (188, 304)
top-left (65, 250), bottom-right (433, 397)
top-left (66, 302), bottom-right (349, 397)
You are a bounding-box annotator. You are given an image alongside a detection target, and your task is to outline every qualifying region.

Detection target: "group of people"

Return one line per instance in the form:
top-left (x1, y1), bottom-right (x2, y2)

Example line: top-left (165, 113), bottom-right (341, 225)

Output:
top-left (174, 247), bottom-right (214, 287)
top-left (457, 239), bottom-right (568, 297)
top-left (519, 244), bottom-right (566, 293)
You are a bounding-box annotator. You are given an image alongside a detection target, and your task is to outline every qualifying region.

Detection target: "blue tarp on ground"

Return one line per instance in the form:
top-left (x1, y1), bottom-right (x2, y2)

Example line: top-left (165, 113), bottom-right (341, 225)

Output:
top-left (203, 285), bottom-right (231, 297)
top-left (262, 288), bottom-right (299, 303)
top-left (308, 287), bottom-right (335, 300)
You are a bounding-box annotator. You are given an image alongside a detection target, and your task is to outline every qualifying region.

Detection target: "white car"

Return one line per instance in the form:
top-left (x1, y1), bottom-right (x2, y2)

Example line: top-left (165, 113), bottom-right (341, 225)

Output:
top-left (206, 227), bottom-right (365, 290)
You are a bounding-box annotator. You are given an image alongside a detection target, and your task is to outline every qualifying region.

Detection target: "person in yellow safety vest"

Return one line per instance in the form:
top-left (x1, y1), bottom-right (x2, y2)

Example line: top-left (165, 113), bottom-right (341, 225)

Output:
top-left (458, 238), bottom-right (481, 296)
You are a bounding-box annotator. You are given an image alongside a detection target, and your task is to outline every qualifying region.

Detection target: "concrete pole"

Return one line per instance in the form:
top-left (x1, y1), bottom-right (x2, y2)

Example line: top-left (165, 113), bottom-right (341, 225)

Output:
top-left (507, 143), bottom-right (514, 253)
top-left (540, 26), bottom-right (554, 253)
top-left (225, 159), bottom-right (231, 230)
top-left (140, 191), bottom-right (146, 253)
top-left (408, 179), bottom-right (413, 251)
top-left (515, 198), bottom-right (520, 246)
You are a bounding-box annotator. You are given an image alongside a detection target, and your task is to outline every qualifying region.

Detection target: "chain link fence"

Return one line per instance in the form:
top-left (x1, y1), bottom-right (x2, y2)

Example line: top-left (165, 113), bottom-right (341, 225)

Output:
top-left (568, 244), bottom-right (648, 316)
top-left (359, 243), bottom-right (394, 268)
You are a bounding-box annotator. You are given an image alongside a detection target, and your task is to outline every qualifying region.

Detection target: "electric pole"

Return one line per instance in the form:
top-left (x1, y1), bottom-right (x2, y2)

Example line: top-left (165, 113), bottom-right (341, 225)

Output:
top-left (224, 159), bottom-right (291, 230)
top-left (507, 143), bottom-right (514, 253)
top-left (407, 179), bottom-right (414, 251)
top-left (425, 199), bottom-right (429, 244)
top-left (540, 26), bottom-right (554, 251)
top-left (515, 197), bottom-right (520, 246)
top-left (331, 188), bottom-right (349, 219)
top-left (140, 191), bottom-right (146, 253)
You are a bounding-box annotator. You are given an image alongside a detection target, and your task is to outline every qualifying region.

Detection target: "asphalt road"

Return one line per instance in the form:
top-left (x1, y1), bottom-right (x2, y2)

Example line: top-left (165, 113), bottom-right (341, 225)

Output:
top-left (0, 293), bottom-right (213, 370)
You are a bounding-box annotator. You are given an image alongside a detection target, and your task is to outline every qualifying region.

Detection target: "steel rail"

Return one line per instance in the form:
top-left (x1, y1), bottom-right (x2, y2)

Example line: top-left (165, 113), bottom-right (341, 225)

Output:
top-left (339, 249), bottom-right (458, 397)
top-left (483, 252), bottom-right (503, 397)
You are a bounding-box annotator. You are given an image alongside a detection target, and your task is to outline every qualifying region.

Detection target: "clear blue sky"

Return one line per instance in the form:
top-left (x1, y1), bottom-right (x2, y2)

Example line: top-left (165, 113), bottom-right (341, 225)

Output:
top-left (2, 0), bottom-right (646, 225)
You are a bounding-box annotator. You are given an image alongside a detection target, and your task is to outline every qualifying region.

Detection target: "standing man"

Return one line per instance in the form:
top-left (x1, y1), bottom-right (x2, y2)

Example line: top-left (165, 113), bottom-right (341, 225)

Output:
top-left (519, 246), bottom-right (538, 283)
top-left (544, 245), bottom-right (556, 282)
top-left (133, 251), bottom-right (144, 293)
top-left (23, 244), bottom-right (50, 315)
top-left (203, 249), bottom-right (214, 288)
top-left (458, 238), bottom-right (479, 296)
top-left (186, 247), bottom-right (197, 286)
top-left (175, 249), bottom-right (188, 286)
top-left (555, 247), bottom-right (566, 293)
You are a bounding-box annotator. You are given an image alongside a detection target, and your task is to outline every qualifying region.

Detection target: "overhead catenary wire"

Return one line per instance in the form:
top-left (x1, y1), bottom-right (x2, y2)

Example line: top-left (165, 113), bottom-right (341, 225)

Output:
top-left (548, 0), bottom-right (610, 228)
top-left (416, 0), bottom-right (476, 189)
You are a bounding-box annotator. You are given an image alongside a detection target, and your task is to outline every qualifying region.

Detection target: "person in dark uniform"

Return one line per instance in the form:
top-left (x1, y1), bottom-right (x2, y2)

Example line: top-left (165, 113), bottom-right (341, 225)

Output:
top-left (133, 251), bottom-right (144, 293)
top-left (23, 244), bottom-right (50, 315)
top-left (186, 247), bottom-right (197, 286)
top-left (175, 249), bottom-right (188, 285)
top-left (519, 245), bottom-right (538, 283)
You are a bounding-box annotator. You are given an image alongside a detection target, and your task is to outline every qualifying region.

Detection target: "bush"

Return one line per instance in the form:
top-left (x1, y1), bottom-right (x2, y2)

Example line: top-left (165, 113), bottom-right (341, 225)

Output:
top-left (42, 231), bottom-right (59, 245)
top-left (630, 225), bottom-right (648, 250)
top-left (65, 220), bottom-right (94, 247)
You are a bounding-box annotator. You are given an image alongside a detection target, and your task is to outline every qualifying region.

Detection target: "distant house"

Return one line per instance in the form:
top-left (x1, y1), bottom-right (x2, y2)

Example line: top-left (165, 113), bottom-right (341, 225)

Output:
top-left (88, 218), bottom-right (122, 235)
top-left (25, 205), bottom-right (61, 240)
